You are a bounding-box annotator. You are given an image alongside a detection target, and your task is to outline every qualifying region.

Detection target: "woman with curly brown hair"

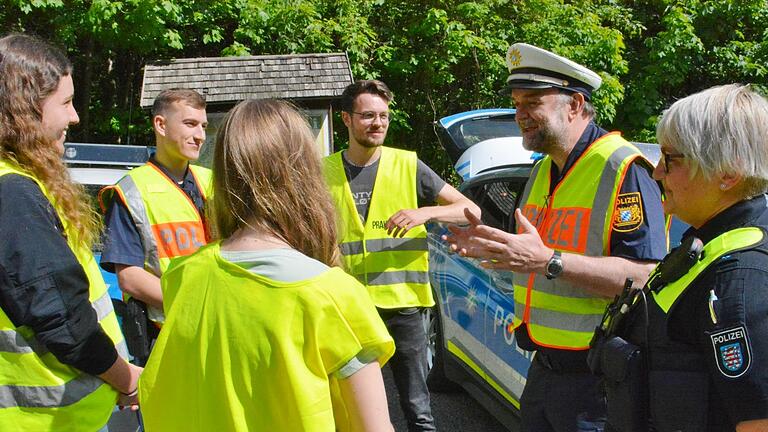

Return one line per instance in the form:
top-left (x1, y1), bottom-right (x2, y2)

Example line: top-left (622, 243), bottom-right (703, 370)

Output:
top-left (0, 33), bottom-right (142, 431)
top-left (139, 99), bottom-right (395, 431)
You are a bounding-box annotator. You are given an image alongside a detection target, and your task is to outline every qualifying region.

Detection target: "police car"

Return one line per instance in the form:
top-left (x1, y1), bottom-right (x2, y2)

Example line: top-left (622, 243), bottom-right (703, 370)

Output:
top-left (425, 109), bottom-right (686, 428)
top-left (64, 142), bottom-right (153, 301)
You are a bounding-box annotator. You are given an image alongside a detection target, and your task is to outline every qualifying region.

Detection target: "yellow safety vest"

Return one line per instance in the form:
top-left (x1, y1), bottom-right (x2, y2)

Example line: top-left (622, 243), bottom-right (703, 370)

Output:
top-left (0, 161), bottom-right (127, 432)
top-left (98, 162), bottom-right (212, 322)
top-left (139, 242), bottom-right (395, 432)
top-left (324, 147), bottom-right (434, 309)
top-left (652, 227), bottom-right (764, 313)
top-left (512, 133), bottom-right (651, 350)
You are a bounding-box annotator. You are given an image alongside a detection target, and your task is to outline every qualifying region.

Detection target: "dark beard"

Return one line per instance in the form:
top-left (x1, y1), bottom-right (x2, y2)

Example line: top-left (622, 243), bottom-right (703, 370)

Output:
top-left (521, 121), bottom-right (564, 154)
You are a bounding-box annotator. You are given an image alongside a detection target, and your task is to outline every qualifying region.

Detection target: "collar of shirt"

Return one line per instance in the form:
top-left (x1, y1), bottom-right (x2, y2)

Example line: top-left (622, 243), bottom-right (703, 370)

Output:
top-left (687, 194), bottom-right (768, 244)
top-left (147, 156), bottom-right (205, 214)
top-left (549, 122), bottom-right (608, 189)
top-left (149, 156), bottom-right (193, 186)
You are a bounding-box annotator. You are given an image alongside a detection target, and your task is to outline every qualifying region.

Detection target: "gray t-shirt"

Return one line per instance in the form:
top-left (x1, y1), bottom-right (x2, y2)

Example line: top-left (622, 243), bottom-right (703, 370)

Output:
top-left (220, 247), bottom-right (372, 379)
top-left (342, 153), bottom-right (446, 223)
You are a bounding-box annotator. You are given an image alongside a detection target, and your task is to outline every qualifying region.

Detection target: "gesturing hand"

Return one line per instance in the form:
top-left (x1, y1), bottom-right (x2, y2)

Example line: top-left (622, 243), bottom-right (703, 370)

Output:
top-left (444, 208), bottom-right (552, 273)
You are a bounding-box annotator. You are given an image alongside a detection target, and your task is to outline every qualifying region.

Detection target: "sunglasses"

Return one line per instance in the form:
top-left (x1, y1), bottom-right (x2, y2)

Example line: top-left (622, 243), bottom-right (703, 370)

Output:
top-left (662, 151), bottom-right (686, 174)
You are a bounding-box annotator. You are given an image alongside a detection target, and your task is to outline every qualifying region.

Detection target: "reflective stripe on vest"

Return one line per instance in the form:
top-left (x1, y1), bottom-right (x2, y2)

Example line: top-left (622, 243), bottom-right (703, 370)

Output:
top-left (0, 161), bottom-right (125, 431)
top-left (512, 133), bottom-right (649, 349)
top-left (0, 290), bottom-right (129, 358)
top-left (324, 147), bottom-right (434, 308)
top-left (652, 227), bottom-right (764, 313)
top-left (99, 162), bottom-right (211, 322)
top-left (0, 374), bottom-right (105, 409)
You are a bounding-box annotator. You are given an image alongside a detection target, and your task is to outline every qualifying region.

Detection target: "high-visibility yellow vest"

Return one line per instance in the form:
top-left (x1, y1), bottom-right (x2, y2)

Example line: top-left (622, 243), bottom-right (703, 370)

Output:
top-left (0, 161), bottom-right (127, 432)
top-left (324, 147), bottom-right (434, 309)
top-left (138, 242), bottom-right (395, 432)
top-left (651, 227), bottom-right (764, 313)
top-left (512, 133), bottom-right (652, 350)
top-left (98, 162), bottom-right (212, 322)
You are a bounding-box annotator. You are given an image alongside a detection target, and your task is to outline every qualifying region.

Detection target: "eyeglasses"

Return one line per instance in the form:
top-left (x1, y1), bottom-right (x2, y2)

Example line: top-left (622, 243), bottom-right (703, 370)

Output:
top-left (350, 111), bottom-right (390, 123)
top-left (661, 151), bottom-right (686, 174)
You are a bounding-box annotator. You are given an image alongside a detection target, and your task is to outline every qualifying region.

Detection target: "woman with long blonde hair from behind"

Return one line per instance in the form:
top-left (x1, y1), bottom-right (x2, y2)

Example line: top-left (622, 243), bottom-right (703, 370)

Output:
top-left (139, 99), bottom-right (395, 432)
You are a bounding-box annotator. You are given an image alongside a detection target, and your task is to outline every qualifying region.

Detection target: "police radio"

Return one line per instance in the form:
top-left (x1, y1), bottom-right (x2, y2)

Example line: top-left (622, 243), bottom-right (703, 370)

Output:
top-left (646, 235), bottom-right (704, 292)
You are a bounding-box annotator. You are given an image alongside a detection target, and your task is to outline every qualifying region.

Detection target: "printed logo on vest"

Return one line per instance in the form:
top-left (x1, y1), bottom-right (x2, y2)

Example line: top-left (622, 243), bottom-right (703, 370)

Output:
top-left (371, 220), bottom-right (388, 230)
top-left (612, 192), bottom-right (643, 232)
top-left (709, 325), bottom-right (751, 378)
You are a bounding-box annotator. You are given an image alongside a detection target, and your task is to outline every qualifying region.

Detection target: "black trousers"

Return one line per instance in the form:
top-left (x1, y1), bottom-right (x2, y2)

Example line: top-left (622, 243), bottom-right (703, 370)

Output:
top-left (520, 350), bottom-right (606, 432)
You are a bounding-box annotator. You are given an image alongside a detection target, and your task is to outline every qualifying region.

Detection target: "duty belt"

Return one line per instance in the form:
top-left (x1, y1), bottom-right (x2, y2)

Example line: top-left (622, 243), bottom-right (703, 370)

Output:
top-left (535, 349), bottom-right (591, 373)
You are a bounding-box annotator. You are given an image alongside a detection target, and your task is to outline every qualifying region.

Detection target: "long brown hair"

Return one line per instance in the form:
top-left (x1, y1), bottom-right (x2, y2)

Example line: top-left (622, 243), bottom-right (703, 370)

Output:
top-left (211, 99), bottom-right (339, 266)
top-left (0, 33), bottom-right (100, 248)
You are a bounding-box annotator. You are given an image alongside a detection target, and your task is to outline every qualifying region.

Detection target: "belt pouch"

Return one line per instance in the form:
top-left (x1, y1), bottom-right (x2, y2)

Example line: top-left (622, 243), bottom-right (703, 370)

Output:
top-left (601, 336), bottom-right (648, 432)
top-left (123, 298), bottom-right (151, 362)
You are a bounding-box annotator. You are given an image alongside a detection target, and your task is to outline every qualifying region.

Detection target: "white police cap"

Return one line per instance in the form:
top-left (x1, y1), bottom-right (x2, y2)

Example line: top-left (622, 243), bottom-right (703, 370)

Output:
top-left (503, 43), bottom-right (602, 100)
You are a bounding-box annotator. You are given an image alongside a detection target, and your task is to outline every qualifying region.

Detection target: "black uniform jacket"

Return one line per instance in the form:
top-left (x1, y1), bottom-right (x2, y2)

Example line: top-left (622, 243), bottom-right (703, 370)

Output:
top-left (636, 195), bottom-right (768, 431)
top-left (0, 174), bottom-right (117, 375)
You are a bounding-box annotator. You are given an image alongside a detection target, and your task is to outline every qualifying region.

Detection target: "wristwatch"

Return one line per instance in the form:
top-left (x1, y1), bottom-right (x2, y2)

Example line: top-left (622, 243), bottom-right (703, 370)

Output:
top-left (545, 250), bottom-right (563, 280)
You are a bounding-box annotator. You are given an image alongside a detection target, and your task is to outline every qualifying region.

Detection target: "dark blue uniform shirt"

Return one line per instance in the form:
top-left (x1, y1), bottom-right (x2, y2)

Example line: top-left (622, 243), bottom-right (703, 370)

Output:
top-left (100, 158), bottom-right (206, 273)
top-left (517, 122), bottom-right (668, 353)
top-left (666, 194), bottom-right (768, 429)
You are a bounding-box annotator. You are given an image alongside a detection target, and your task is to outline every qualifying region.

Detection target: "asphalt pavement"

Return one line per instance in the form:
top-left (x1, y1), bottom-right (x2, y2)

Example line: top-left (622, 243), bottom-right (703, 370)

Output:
top-left (107, 367), bottom-right (518, 432)
top-left (383, 367), bottom-right (515, 432)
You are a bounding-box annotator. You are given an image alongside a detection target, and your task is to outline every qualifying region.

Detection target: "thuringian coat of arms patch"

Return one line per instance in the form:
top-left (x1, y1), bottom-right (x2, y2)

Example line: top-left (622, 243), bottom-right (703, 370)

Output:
top-left (709, 325), bottom-right (752, 378)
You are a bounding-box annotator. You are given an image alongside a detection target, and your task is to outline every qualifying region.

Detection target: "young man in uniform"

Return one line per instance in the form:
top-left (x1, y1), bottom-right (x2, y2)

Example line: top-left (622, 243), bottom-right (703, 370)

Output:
top-left (324, 79), bottom-right (480, 431)
top-left (99, 89), bottom-right (211, 339)
top-left (446, 44), bottom-right (668, 431)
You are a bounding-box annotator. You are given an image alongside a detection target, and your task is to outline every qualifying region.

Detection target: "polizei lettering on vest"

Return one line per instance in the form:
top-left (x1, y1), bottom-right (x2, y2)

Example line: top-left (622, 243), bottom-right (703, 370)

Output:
top-left (522, 204), bottom-right (591, 252)
top-left (152, 222), bottom-right (206, 258)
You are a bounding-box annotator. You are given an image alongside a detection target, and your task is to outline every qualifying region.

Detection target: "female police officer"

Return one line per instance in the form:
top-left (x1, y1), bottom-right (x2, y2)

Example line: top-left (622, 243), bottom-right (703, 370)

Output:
top-left (604, 84), bottom-right (768, 431)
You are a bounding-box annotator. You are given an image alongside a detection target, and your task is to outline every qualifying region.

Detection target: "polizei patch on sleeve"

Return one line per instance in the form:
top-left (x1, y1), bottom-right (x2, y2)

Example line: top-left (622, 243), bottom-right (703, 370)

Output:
top-left (709, 325), bottom-right (752, 378)
top-left (612, 192), bottom-right (643, 232)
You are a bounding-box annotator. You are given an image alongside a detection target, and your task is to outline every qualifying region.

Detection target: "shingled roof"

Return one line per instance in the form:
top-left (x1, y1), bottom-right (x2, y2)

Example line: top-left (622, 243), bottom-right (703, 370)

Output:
top-left (140, 52), bottom-right (353, 108)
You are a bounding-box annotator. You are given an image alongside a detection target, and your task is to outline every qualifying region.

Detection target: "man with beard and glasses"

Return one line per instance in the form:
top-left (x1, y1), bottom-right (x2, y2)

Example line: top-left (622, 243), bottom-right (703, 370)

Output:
top-left (445, 43), bottom-right (667, 432)
top-left (324, 79), bottom-right (480, 431)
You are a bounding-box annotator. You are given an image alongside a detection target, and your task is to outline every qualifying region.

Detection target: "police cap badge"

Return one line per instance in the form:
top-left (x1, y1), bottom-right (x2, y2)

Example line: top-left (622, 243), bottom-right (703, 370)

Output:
top-left (502, 43), bottom-right (602, 100)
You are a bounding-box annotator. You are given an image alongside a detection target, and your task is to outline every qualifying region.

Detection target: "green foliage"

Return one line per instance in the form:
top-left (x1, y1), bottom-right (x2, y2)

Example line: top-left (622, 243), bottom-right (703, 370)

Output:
top-left (615, 0), bottom-right (768, 138)
top-left (3, 0), bottom-right (767, 181)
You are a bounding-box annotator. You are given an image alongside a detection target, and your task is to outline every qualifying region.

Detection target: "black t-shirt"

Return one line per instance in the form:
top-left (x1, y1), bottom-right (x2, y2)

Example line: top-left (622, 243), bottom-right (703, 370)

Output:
top-left (341, 152), bottom-right (446, 223)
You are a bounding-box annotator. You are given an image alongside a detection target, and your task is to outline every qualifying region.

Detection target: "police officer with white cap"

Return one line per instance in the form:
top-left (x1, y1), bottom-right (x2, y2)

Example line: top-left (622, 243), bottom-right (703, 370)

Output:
top-left (446, 43), bottom-right (668, 431)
